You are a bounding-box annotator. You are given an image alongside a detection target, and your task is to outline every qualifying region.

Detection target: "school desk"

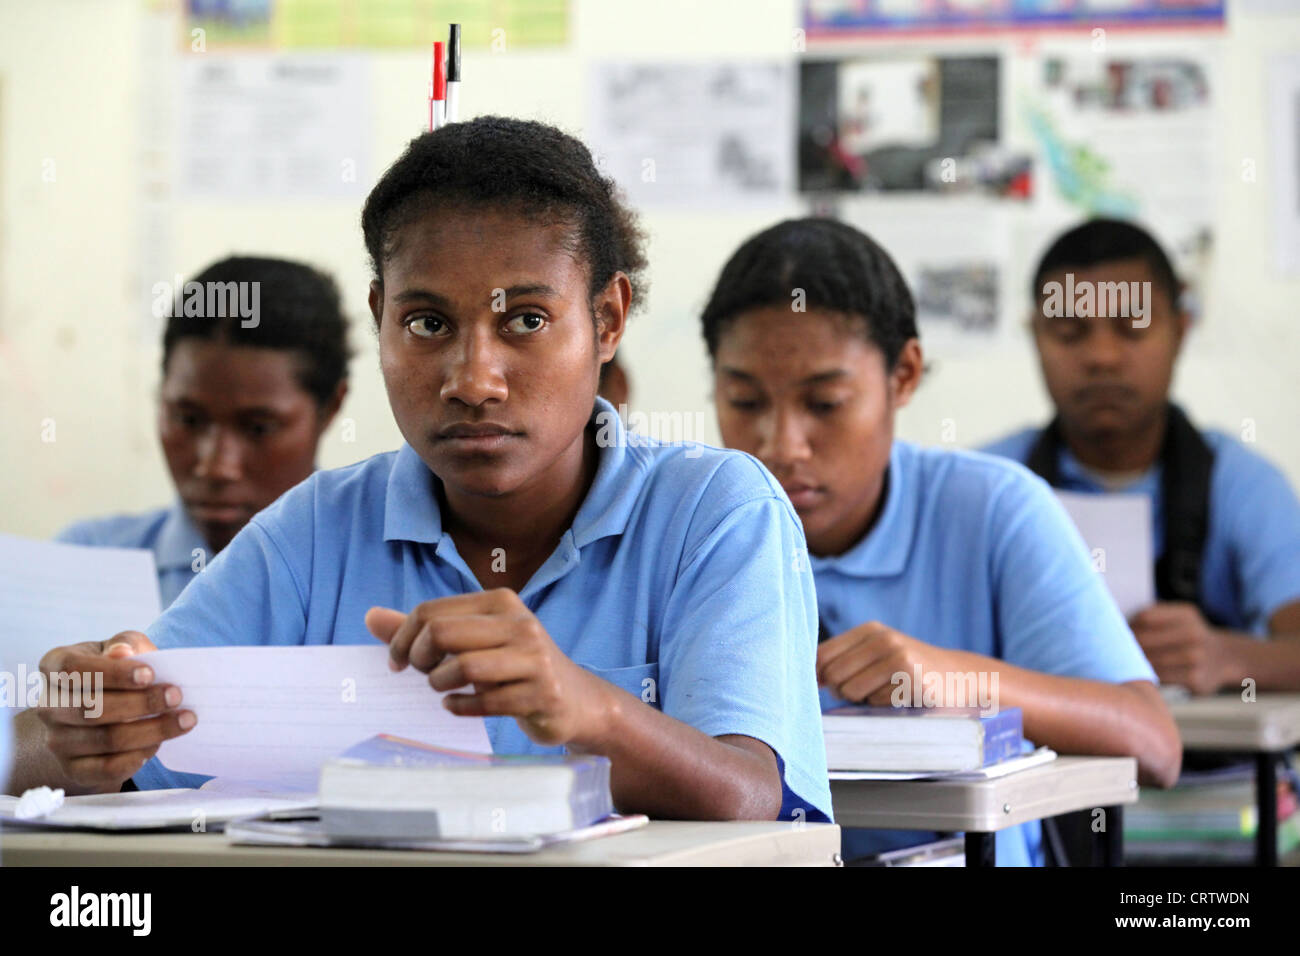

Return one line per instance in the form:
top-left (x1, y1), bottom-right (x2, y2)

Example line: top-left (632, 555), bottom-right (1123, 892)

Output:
top-left (1165, 692), bottom-right (1300, 867)
top-left (829, 755), bottom-right (1138, 867)
top-left (0, 820), bottom-right (842, 867)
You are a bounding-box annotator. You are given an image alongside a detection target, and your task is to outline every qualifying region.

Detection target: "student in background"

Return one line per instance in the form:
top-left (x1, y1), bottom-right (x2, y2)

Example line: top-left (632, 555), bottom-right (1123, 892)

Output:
top-left (702, 217), bottom-right (1180, 865)
top-left (983, 219), bottom-right (1300, 695)
top-left (56, 257), bottom-right (350, 608)
top-left (9, 118), bottom-right (831, 824)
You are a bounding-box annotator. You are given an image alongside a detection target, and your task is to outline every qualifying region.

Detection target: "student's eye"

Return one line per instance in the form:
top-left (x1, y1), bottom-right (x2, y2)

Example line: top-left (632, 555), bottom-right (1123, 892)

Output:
top-left (244, 421), bottom-right (279, 439)
top-left (504, 313), bottom-right (547, 334)
top-left (171, 409), bottom-right (204, 429)
top-left (727, 398), bottom-right (763, 412)
top-left (808, 400), bottom-right (842, 415)
top-left (1046, 317), bottom-right (1088, 342)
top-left (405, 315), bottom-right (447, 338)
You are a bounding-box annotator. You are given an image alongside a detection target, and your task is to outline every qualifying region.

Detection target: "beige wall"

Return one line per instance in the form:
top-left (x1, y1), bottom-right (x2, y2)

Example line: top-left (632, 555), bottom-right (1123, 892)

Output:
top-left (2, 0), bottom-right (1297, 539)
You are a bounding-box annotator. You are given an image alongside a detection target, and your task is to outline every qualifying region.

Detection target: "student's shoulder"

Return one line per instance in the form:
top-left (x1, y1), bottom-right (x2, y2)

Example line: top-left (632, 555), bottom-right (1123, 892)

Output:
top-left (1200, 429), bottom-right (1299, 513)
top-left (903, 440), bottom-right (1054, 512)
top-left (625, 438), bottom-right (796, 525)
top-left (250, 450), bottom-right (402, 534)
top-left (976, 425), bottom-right (1040, 464)
top-left (54, 506), bottom-right (173, 548)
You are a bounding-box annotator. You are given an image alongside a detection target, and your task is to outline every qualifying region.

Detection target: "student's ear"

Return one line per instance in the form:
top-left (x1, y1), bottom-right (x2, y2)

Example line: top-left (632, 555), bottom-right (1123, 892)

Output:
top-left (889, 338), bottom-right (924, 409)
top-left (593, 271), bottom-right (631, 364)
top-left (368, 281), bottom-right (384, 331)
top-left (316, 380), bottom-right (348, 436)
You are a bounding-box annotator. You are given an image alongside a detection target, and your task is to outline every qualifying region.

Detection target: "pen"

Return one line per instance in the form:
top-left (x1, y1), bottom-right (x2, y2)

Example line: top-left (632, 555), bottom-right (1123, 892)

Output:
top-left (446, 23), bottom-right (461, 124)
top-left (429, 41), bottom-right (446, 131)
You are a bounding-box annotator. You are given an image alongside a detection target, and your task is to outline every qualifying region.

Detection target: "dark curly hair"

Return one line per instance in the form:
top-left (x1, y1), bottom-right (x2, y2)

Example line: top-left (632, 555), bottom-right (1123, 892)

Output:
top-left (161, 256), bottom-right (352, 408)
top-left (700, 217), bottom-right (917, 370)
top-left (361, 116), bottom-right (648, 318)
top-left (1032, 218), bottom-right (1181, 312)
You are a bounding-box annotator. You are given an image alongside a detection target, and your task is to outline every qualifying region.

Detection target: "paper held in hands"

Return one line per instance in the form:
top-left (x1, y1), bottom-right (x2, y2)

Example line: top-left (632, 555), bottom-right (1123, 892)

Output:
top-left (1054, 490), bottom-right (1155, 619)
top-left (138, 645), bottom-right (492, 779)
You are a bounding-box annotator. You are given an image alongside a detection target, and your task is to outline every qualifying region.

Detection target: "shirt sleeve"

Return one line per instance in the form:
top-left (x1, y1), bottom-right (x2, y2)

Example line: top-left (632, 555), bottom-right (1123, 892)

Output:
top-left (990, 471), bottom-right (1157, 685)
top-left (655, 456), bottom-right (833, 824)
top-left (1215, 446), bottom-right (1300, 631)
top-left (52, 519), bottom-right (98, 545)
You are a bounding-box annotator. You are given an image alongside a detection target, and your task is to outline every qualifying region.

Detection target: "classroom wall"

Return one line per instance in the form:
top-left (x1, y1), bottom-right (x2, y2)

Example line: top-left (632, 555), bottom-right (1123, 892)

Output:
top-left (2, 0), bottom-right (1298, 539)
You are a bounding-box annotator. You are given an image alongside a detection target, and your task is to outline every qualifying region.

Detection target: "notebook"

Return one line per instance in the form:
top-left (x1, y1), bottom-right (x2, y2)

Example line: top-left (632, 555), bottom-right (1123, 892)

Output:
top-left (822, 706), bottom-right (1023, 772)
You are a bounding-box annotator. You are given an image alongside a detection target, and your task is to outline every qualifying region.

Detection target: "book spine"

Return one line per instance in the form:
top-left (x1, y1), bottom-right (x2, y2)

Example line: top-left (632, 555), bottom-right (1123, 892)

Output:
top-left (980, 708), bottom-right (1024, 767)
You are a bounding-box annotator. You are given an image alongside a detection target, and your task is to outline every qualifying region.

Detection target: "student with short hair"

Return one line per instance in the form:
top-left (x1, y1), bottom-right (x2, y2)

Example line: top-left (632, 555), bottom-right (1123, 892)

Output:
top-left (702, 217), bottom-right (1180, 865)
top-left (56, 256), bottom-right (351, 608)
top-left (9, 119), bottom-right (832, 825)
top-left (983, 219), bottom-right (1300, 695)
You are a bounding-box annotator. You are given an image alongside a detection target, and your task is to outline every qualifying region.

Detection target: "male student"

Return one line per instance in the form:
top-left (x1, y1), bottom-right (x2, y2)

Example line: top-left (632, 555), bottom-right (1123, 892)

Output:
top-left (56, 256), bottom-right (350, 608)
top-left (984, 218), bottom-right (1300, 694)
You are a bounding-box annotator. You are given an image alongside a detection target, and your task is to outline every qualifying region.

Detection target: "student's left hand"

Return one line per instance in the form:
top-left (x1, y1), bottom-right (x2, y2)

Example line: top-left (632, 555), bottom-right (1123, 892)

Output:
top-left (365, 590), bottom-right (618, 749)
top-left (817, 621), bottom-right (986, 705)
top-left (1130, 601), bottom-right (1227, 696)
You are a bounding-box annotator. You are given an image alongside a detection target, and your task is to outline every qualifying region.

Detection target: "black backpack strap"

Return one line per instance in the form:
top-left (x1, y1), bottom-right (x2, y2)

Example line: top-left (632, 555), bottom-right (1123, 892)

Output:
top-left (1024, 418), bottom-right (1065, 487)
top-left (1154, 403), bottom-right (1214, 608)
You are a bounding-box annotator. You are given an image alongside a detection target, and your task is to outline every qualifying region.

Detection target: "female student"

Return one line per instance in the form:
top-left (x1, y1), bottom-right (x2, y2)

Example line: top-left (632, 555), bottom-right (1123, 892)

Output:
top-left (9, 118), bottom-right (831, 823)
top-left (56, 256), bottom-right (351, 608)
top-left (701, 217), bottom-right (1181, 864)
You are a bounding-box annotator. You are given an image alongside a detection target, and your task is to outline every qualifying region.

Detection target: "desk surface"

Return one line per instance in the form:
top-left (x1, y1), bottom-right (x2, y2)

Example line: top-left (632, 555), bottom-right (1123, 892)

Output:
top-left (1167, 693), bottom-right (1300, 752)
top-left (830, 756), bottom-right (1138, 832)
top-left (0, 820), bottom-right (841, 867)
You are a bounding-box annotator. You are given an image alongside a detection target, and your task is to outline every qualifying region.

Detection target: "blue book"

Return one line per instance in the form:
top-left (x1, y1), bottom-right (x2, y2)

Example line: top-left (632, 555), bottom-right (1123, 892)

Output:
top-left (822, 706), bottom-right (1024, 772)
top-left (319, 734), bottom-right (613, 840)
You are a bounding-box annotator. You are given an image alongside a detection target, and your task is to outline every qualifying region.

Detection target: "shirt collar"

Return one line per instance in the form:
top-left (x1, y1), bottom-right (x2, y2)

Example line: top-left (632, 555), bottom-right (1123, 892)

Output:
top-left (809, 440), bottom-right (917, 578)
top-left (154, 501), bottom-right (208, 572)
top-left (382, 396), bottom-right (644, 548)
top-left (1058, 446), bottom-right (1161, 494)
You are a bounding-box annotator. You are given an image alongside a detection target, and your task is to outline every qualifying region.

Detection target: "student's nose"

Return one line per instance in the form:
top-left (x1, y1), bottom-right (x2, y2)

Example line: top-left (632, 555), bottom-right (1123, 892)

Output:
top-left (439, 325), bottom-right (509, 407)
top-left (759, 407), bottom-right (813, 469)
top-left (1081, 323), bottom-right (1127, 373)
top-left (193, 426), bottom-right (244, 482)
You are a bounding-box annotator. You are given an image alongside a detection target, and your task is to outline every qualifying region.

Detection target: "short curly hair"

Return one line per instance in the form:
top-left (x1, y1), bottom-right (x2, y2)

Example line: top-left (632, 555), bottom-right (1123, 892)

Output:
top-left (361, 116), bottom-right (647, 317)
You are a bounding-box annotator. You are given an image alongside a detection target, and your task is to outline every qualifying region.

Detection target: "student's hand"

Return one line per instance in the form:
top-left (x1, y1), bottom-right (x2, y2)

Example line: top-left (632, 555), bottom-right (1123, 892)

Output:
top-left (816, 621), bottom-right (981, 705)
top-left (32, 631), bottom-right (196, 793)
top-left (365, 590), bottom-right (618, 749)
top-left (1131, 602), bottom-right (1227, 696)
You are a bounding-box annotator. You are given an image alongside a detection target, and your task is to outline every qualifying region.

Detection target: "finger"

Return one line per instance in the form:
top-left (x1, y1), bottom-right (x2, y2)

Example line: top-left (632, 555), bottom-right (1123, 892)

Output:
top-left (47, 710), bottom-right (196, 760)
top-left (39, 685), bottom-right (183, 726)
top-left (817, 626), bottom-right (889, 683)
top-left (103, 631), bottom-right (158, 656)
top-left (43, 650), bottom-right (158, 693)
top-left (442, 681), bottom-right (536, 719)
top-left (64, 746), bottom-right (163, 789)
top-left (1134, 629), bottom-right (1194, 651)
top-left (837, 657), bottom-right (903, 705)
top-left (365, 607), bottom-right (407, 644)
top-left (409, 615), bottom-right (517, 672)
top-left (415, 588), bottom-right (524, 617)
top-left (819, 641), bottom-right (888, 690)
top-left (429, 648), bottom-right (532, 692)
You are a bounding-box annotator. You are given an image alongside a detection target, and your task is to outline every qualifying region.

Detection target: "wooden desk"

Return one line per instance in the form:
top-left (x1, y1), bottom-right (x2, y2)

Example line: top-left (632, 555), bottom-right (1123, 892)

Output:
top-left (830, 756), bottom-right (1138, 866)
top-left (0, 820), bottom-right (841, 867)
top-left (1167, 693), bottom-right (1300, 867)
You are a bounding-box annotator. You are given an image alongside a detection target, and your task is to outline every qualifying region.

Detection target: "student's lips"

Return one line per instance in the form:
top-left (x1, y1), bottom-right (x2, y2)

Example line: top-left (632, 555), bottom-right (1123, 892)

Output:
top-left (187, 502), bottom-right (254, 523)
top-left (782, 485), bottom-right (825, 509)
top-left (435, 424), bottom-right (521, 450)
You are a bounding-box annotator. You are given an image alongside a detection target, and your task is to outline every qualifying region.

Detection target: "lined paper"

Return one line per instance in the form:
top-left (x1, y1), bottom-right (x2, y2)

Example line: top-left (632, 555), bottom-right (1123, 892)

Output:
top-left (1055, 491), bottom-right (1156, 619)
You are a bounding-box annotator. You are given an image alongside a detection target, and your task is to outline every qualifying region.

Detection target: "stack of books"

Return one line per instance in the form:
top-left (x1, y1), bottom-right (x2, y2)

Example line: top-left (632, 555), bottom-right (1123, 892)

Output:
top-left (822, 706), bottom-right (1025, 773)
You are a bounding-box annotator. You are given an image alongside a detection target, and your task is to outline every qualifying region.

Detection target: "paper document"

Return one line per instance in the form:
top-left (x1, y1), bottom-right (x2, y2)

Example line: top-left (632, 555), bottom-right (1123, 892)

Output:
top-left (0, 788), bottom-right (316, 831)
top-left (140, 645), bottom-right (492, 779)
top-left (1054, 491), bottom-right (1155, 618)
top-left (0, 534), bottom-right (161, 693)
top-left (829, 747), bottom-right (1057, 782)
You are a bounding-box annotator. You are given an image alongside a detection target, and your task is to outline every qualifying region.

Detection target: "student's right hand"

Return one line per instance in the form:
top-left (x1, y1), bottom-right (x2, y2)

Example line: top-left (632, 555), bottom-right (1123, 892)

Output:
top-left (33, 631), bottom-right (196, 793)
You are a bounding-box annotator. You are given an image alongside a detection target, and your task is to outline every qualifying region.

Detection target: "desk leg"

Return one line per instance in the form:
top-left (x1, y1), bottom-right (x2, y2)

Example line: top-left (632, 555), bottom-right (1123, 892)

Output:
top-left (1257, 752), bottom-right (1278, 868)
top-left (965, 832), bottom-right (995, 867)
top-left (1098, 805), bottom-right (1123, 867)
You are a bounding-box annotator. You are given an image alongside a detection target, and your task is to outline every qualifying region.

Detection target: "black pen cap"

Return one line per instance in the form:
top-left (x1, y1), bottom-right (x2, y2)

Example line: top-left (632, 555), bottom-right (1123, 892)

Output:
top-left (448, 23), bottom-right (461, 81)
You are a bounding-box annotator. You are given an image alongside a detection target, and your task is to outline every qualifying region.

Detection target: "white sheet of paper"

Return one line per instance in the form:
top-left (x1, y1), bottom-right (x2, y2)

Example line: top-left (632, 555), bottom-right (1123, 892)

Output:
top-left (1054, 490), bottom-right (1155, 619)
top-left (0, 788), bottom-right (316, 830)
top-left (0, 533), bottom-right (162, 692)
top-left (141, 645), bottom-right (492, 780)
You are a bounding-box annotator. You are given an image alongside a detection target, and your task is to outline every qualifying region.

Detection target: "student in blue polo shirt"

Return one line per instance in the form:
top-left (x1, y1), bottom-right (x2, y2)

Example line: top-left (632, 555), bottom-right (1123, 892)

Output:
top-left (8, 118), bottom-right (831, 824)
top-left (701, 217), bottom-right (1180, 865)
top-left (983, 219), bottom-right (1300, 695)
top-left (55, 256), bottom-right (351, 609)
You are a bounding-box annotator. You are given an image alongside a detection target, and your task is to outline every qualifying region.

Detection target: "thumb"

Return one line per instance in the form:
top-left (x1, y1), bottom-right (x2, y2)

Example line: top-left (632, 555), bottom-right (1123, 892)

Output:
top-left (104, 630), bottom-right (158, 657)
top-left (365, 607), bottom-right (407, 643)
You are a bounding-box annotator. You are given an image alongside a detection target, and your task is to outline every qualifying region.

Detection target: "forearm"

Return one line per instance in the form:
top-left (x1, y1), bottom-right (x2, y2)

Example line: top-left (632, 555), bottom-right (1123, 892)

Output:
top-left (7, 710), bottom-right (92, 796)
top-left (1214, 631), bottom-right (1300, 692)
top-left (573, 687), bottom-right (783, 820)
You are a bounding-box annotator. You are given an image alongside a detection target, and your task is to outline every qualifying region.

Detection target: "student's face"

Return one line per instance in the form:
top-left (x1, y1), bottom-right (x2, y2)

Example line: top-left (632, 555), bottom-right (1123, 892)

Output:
top-left (713, 307), bottom-right (922, 557)
top-left (1032, 257), bottom-right (1187, 442)
top-left (159, 341), bottom-right (337, 554)
top-left (370, 205), bottom-right (625, 501)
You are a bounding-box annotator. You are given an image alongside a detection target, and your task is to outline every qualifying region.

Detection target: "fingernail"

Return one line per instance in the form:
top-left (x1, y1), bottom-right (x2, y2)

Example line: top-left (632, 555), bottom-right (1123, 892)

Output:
top-left (179, 711), bottom-right (196, 730)
top-left (133, 667), bottom-right (153, 685)
top-left (164, 687), bottom-right (181, 707)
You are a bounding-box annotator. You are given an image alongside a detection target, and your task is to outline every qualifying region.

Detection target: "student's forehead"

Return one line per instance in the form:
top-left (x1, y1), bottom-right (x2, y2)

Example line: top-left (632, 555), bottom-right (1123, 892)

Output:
top-left (162, 342), bottom-right (306, 405)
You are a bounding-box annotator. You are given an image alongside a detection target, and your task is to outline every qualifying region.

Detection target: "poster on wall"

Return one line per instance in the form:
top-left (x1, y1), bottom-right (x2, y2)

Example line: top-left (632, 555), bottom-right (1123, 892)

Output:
top-left (1269, 53), bottom-right (1300, 276)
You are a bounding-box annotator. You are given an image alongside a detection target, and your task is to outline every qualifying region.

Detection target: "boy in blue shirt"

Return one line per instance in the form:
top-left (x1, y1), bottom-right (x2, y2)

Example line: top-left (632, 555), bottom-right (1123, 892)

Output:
top-left (984, 219), bottom-right (1300, 694)
top-left (701, 217), bottom-right (1180, 864)
top-left (8, 119), bottom-right (831, 823)
top-left (56, 256), bottom-right (351, 608)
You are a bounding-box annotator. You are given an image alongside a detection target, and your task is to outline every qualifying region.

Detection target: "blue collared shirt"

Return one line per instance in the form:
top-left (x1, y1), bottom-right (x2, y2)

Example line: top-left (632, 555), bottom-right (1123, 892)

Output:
top-left (814, 441), bottom-right (1156, 866)
top-left (55, 502), bottom-right (208, 610)
top-left (981, 427), bottom-right (1300, 633)
top-left (131, 398), bottom-right (833, 821)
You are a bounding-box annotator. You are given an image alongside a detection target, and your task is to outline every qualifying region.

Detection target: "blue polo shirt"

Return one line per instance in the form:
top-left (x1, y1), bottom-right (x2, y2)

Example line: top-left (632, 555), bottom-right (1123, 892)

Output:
top-left (56, 503), bottom-right (207, 610)
top-left (131, 398), bottom-right (833, 822)
top-left (815, 441), bottom-right (1156, 866)
top-left (982, 427), bottom-right (1300, 633)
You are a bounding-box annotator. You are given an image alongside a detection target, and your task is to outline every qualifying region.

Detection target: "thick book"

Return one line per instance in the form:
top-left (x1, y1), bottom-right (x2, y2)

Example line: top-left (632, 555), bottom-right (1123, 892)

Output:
top-left (318, 734), bottom-right (614, 841)
top-left (821, 706), bottom-right (1024, 772)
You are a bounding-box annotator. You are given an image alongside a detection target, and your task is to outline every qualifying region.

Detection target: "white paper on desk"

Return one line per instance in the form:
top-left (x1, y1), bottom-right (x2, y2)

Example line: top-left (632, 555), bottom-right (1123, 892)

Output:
top-left (0, 788), bottom-right (317, 831)
top-left (0, 534), bottom-right (161, 695)
top-left (140, 645), bottom-right (492, 780)
top-left (829, 747), bottom-right (1057, 781)
top-left (1054, 491), bottom-right (1155, 619)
